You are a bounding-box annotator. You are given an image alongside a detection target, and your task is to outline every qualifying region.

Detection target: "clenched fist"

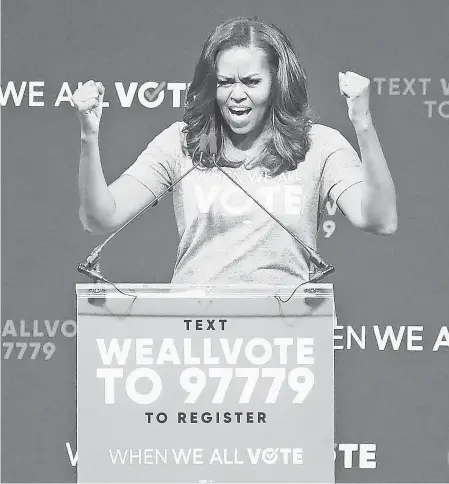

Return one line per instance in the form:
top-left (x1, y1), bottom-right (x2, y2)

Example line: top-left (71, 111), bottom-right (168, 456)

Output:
top-left (72, 80), bottom-right (105, 136)
top-left (338, 71), bottom-right (371, 127)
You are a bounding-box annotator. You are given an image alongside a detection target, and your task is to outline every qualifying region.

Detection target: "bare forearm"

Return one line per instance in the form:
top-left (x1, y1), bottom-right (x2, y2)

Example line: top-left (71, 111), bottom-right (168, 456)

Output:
top-left (78, 133), bottom-right (116, 231)
top-left (354, 116), bottom-right (398, 233)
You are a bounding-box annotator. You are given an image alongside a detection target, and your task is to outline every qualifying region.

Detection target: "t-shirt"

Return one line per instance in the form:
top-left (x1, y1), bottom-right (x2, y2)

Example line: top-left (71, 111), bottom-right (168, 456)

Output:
top-left (122, 121), bottom-right (363, 285)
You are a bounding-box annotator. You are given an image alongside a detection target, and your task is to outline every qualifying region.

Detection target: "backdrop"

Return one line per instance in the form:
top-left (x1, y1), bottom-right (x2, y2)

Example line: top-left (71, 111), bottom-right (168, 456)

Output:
top-left (2, 0), bottom-right (449, 482)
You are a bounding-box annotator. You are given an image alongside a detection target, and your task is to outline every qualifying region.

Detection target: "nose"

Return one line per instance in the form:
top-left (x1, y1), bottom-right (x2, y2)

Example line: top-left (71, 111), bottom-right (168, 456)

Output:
top-left (230, 82), bottom-right (247, 102)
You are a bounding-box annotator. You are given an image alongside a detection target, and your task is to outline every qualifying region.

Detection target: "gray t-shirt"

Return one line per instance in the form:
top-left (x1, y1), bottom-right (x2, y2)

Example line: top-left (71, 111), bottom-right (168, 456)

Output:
top-left (122, 121), bottom-right (363, 284)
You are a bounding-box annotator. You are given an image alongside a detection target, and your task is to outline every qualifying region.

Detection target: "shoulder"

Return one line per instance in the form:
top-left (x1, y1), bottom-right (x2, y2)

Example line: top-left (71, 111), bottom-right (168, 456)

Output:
top-left (171, 120), bottom-right (187, 134)
top-left (155, 120), bottom-right (186, 141)
top-left (146, 120), bottom-right (186, 153)
top-left (309, 123), bottom-right (354, 159)
top-left (309, 123), bottom-right (347, 146)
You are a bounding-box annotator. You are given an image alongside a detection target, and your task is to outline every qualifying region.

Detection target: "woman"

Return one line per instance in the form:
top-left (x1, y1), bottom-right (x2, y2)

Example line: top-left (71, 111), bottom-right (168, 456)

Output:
top-left (73, 17), bottom-right (397, 285)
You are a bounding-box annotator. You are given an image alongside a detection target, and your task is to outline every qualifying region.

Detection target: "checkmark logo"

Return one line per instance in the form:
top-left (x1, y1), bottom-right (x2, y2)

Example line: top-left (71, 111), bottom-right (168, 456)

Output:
top-left (144, 81), bottom-right (167, 102)
top-left (263, 448), bottom-right (279, 464)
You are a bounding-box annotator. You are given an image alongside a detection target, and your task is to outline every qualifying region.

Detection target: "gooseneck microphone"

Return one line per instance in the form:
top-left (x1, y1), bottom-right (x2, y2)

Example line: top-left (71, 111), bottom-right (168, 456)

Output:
top-left (77, 134), bottom-right (209, 294)
top-left (207, 132), bottom-right (335, 286)
top-left (78, 130), bottom-right (334, 300)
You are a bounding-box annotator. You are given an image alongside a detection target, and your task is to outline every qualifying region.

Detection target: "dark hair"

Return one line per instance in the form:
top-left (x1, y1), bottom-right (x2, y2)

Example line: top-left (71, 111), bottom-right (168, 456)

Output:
top-left (182, 16), bottom-right (317, 176)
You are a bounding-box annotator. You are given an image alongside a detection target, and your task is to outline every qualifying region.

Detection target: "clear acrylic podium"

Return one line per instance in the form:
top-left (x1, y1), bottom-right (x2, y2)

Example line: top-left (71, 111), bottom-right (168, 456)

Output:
top-left (76, 283), bottom-right (335, 484)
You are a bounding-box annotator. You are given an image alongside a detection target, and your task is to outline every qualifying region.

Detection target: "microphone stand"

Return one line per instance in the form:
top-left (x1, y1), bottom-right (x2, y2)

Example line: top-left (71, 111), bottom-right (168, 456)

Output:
top-left (77, 136), bottom-right (209, 295)
top-left (78, 131), bottom-right (334, 302)
top-left (207, 133), bottom-right (335, 287)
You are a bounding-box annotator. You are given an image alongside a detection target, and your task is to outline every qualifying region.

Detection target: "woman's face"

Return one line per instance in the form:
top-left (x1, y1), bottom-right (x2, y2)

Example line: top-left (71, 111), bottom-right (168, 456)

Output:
top-left (215, 46), bottom-right (272, 146)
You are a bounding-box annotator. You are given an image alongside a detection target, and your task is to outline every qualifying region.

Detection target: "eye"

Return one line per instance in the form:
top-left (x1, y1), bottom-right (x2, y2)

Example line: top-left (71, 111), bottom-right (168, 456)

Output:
top-left (245, 79), bottom-right (261, 86)
top-left (217, 79), bottom-right (232, 86)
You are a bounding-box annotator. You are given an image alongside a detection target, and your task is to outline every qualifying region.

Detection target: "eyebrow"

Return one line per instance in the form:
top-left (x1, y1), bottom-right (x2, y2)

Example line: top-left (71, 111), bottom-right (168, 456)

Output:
top-left (217, 74), bottom-right (261, 80)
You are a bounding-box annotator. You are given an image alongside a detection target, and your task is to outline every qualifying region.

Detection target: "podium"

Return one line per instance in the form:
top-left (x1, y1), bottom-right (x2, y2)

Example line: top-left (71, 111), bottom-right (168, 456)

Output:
top-left (76, 283), bottom-right (335, 483)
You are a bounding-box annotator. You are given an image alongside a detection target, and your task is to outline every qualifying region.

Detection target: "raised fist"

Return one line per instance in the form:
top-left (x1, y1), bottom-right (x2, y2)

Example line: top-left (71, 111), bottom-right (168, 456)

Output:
top-left (72, 80), bottom-right (105, 136)
top-left (338, 71), bottom-right (371, 127)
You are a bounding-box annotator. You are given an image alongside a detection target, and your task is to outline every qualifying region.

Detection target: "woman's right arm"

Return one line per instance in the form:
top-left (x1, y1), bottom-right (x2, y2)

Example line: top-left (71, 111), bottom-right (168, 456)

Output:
top-left (73, 80), bottom-right (156, 234)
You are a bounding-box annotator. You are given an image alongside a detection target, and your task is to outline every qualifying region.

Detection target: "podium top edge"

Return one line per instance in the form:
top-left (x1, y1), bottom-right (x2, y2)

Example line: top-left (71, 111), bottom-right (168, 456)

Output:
top-left (75, 283), bottom-right (334, 297)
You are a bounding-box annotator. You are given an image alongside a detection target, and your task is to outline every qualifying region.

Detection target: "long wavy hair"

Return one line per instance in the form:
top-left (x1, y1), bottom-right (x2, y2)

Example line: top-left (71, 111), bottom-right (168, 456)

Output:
top-left (182, 17), bottom-right (317, 177)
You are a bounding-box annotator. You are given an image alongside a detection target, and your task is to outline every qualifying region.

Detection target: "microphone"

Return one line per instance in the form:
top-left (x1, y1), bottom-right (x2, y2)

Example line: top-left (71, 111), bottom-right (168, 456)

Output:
top-left (78, 133), bottom-right (209, 291)
top-left (206, 132), bottom-right (334, 282)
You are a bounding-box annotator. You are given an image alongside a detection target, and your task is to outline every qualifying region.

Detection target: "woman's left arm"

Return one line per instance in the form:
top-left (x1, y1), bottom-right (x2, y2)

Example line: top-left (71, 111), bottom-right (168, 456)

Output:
top-left (336, 71), bottom-right (398, 235)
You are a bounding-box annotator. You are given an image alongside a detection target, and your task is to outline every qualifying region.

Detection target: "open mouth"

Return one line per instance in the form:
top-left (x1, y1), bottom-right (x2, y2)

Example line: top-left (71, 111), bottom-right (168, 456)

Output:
top-left (228, 107), bottom-right (252, 117)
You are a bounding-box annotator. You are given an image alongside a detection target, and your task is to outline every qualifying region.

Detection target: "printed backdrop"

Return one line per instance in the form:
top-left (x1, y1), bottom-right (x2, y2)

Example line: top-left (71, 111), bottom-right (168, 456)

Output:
top-left (2, 0), bottom-right (449, 482)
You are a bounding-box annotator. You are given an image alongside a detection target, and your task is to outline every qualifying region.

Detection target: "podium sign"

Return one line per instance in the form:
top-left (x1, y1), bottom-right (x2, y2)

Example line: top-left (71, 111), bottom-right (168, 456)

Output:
top-left (77, 284), bottom-right (335, 483)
